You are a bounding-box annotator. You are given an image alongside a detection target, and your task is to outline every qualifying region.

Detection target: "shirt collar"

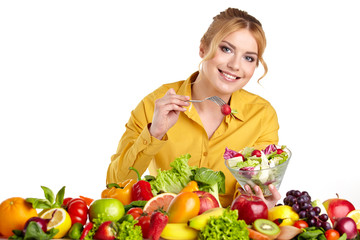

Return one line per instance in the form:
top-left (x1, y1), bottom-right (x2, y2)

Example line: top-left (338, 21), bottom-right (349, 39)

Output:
top-left (179, 71), bottom-right (245, 122)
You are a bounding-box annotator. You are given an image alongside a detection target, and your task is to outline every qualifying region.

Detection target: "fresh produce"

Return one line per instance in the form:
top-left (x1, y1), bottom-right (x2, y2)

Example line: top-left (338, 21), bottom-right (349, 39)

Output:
top-left (167, 192), bottom-right (200, 223)
top-left (26, 186), bottom-right (66, 210)
top-left (187, 207), bottom-right (226, 231)
top-left (180, 181), bottom-right (199, 193)
top-left (252, 219), bottom-right (280, 239)
top-left (67, 222), bottom-right (83, 239)
top-left (39, 207), bottom-right (72, 238)
top-left (148, 210), bottom-right (169, 240)
top-left (115, 214), bottom-right (142, 240)
top-left (135, 213), bottom-right (151, 239)
top-left (127, 207), bottom-right (144, 220)
top-left (65, 198), bottom-right (88, 225)
top-left (293, 220), bottom-right (309, 229)
top-left (143, 192), bottom-right (177, 215)
top-left (148, 154), bottom-right (225, 207)
top-left (161, 223), bottom-right (199, 240)
top-left (93, 221), bottom-right (116, 240)
top-left (0, 197), bottom-right (38, 238)
top-left (221, 104), bottom-right (231, 115)
top-left (79, 195), bottom-right (94, 206)
top-left (346, 209), bottom-right (360, 230)
top-left (22, 217), bottom-right (51, 235)
top-left (323, 194), bottom-right (356, 225)
top-left (247, 228), bottom-right (273, 240)
top-left (101, 179), bottom-right (136, 206)
top-left (324, 229), bottom-right (340, 240)
top-left (89, 198), bottom-right (125, 222)
top-left (199, 209), bottom-right (248, 240)
top-left (267, 205), bottom-right (299, 226)
top-left (80, 222), bottom-right (93, 240)
top-left (193, 191), bottom-right (219, 214)
top-left (129, 167), bottom-right (154, 201)
top-left (276, 225), bottom-right (302, 240)
top-left (10, 221), bottom-right (59, 240)
top-left (230, 194), bottom-right (268, 225)
top-left (334, 217), bottom-right (358, 239)
top-left (283, 189), bottom-right (332, 230)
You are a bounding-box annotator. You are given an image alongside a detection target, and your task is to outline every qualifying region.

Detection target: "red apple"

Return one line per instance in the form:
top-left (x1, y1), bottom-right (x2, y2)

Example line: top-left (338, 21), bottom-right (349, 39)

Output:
top-left (194, 191), bottom-right (220, 215)
top-left (230, 194), bottom-right (268, 225)
top-left (323, 195), bottom-right (355, 225)
top-left (334, 217), bottom-right (358, 240)
top-left (93, 221), bottom-right (116, 240)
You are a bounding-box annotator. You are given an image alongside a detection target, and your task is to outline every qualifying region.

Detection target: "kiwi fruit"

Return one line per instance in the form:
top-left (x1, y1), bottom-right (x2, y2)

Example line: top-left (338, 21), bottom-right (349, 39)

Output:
top-left (253, 219), bottom-right (281, 237)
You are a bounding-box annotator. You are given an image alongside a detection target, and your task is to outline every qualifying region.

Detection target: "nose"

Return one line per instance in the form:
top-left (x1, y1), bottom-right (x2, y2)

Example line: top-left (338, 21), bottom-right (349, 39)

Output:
top-left (227, 55), bottom-right (241, 71)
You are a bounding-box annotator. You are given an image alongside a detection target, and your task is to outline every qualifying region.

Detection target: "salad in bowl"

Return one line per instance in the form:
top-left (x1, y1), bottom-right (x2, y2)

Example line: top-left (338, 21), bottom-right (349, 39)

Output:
top-left (224, 144), bottom-right (291, 196)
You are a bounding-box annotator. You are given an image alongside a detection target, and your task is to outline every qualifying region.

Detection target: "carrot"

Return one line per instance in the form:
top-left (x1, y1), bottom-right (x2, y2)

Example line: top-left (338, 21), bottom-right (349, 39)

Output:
top-left (79, 195), bottom-right (94, 206)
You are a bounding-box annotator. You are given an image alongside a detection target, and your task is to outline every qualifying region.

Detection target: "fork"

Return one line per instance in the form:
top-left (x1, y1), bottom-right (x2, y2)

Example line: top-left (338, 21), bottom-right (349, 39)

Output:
top-left (188, 96), bottom-right (227, 106)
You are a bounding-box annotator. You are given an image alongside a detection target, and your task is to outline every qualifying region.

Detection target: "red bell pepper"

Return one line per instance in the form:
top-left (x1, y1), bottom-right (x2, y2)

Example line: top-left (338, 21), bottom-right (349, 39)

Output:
top-left (129, 167), bottom-right (154, 201)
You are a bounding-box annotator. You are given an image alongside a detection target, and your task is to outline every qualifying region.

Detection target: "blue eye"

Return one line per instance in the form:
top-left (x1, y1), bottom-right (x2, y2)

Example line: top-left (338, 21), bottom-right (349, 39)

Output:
top-left (221, 46), bottom-right (232, 53)
top-left (245, 56), bottom-right (255, 62)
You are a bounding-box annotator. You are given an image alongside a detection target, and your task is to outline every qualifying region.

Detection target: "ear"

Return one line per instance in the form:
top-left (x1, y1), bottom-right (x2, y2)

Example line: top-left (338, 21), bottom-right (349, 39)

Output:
top-left (199, 43), bottom-right (206, 58)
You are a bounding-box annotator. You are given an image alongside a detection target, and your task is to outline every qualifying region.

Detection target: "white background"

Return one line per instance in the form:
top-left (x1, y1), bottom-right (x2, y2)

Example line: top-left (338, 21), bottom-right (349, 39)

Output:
top-left (1, 0), bottom-right (359, 209)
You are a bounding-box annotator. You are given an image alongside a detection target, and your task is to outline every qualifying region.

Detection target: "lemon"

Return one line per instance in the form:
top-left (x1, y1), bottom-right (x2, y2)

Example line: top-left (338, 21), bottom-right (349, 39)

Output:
top-left (268, 205), bottom-right (299, 226)
top-left (40, 208), bottom-right (71, 238)
top-left (347, 209), bottom-right (360, 229)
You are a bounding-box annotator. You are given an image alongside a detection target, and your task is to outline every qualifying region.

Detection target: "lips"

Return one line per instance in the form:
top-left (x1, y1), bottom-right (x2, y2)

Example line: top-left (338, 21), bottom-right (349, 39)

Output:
top-left (219, 69), bottom-right (240, 81)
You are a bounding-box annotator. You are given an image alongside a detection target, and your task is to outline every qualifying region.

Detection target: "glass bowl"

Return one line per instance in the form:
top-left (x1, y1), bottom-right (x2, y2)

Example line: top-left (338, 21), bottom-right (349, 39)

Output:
top-left (224, 146), bottom-right (291, 197)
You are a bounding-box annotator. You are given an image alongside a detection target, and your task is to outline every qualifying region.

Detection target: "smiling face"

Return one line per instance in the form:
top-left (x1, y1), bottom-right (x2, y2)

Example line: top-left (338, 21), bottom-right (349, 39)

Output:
top-left (198, 29), bottom-right (258, 96)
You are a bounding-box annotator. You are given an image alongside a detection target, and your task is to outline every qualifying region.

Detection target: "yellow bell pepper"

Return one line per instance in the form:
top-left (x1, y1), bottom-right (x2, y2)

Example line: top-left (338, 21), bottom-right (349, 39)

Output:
top-left (180, 181), bottom-right (199, 193)
top-left (101, 179), bottom-right (136, 205)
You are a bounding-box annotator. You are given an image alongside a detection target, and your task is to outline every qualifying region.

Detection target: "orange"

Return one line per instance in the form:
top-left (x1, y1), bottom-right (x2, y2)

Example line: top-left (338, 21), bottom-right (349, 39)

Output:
top-left (0, 197), bottom-right (38, 237)
top-left (347, 209), bottom-right (360, 229)
top-left (143, 193), bottom-right (177, 215)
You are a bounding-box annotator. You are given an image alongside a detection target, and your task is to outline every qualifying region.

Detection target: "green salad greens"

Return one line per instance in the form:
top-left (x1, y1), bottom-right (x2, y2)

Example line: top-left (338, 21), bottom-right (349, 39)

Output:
top-left (147, 153), bottom-right (225, 207)
top-left (199, 209), bottom-right (249, 240)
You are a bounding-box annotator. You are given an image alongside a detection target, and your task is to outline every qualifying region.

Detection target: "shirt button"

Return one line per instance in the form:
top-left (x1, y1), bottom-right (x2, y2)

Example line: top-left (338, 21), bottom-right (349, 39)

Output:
top-left (203, 152), bottom-right (208, 157)
top-left (143, 140), bottom-right (148, 145)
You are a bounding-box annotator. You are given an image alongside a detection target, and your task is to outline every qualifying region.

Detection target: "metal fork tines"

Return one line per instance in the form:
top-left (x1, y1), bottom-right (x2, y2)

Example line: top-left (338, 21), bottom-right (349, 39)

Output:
top-left (188, 96), bottom-right (226, 106)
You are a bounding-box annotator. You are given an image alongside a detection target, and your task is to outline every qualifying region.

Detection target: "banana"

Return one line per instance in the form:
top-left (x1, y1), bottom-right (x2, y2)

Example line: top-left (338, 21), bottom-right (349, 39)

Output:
top-left (160, 223), bottom-right (199, 240)
top-left (187, 207), bottom-right (225, 231)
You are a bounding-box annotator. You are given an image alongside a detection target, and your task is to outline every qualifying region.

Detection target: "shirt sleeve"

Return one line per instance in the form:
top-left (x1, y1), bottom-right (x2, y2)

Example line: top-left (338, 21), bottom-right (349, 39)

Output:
top-left (253, 103), bottom-right (279, 149)
top-left (106, 95), bottom-right (167, 184)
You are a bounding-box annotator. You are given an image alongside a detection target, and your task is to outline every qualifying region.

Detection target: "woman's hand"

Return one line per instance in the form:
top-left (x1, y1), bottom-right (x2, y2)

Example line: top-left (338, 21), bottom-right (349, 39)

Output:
top-left (149, 88), bottom-right (190, 139)
top-left (241, 184), bottom-right (281, 209)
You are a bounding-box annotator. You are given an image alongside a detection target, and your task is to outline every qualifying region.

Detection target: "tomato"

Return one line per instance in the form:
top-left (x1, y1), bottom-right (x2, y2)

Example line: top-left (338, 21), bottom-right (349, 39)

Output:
top-left (167, 192), bottom-right (200, 223)
top-left (67, 198), bottom-right (88, 225)
top-left (136, 214), bottom-right (151, 238)
top-left (293, 220), bottom-right (309, 229)
top-left (325, 229), bottom-right (340, 240)
top-left (127, 207), bottom-right (143, 219)
top-left (62, 197), bottom-right (73, 208)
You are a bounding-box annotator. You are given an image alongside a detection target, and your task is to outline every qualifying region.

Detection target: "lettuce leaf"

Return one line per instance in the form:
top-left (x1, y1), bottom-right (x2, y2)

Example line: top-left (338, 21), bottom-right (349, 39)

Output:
top-left (199, 209), bottom-right (249, 240)
top-left (150, 154), bottom-right (193, 195)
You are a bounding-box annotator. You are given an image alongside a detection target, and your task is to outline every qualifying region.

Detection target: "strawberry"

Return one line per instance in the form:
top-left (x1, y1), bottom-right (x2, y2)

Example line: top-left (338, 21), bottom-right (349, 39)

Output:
top-left (221, 104), bottom-right (232, 115)
top-left (148, 210), bottom-right (168, 240)
top-left (93, 221), bottom-right (116, 240)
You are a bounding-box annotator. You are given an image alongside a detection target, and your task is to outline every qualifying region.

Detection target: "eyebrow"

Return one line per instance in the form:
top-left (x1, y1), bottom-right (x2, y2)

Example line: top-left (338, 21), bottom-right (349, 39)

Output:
top-left (222, 40), bottom-right (258, 56)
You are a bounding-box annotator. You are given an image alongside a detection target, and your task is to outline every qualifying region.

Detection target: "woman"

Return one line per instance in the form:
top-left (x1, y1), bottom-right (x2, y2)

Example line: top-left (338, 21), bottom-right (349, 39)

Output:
top-left (107, 7), bottom-right (281, 208)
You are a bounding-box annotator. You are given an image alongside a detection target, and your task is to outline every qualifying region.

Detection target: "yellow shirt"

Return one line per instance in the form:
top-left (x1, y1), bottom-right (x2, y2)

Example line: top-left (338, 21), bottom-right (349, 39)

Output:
top-left (106, 72), bottom-right (279, 207)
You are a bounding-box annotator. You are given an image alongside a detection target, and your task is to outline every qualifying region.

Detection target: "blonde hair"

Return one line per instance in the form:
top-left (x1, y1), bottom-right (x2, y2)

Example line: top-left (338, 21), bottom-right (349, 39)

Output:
top-left (200, 8), bottom-right (268, 82)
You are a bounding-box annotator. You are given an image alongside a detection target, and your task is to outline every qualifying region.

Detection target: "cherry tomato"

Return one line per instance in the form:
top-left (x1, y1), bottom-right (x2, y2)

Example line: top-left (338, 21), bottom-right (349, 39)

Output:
top-left (167, 192), bottom-right (200, 223)
top-left (136, 214), bottom-right (151, 238)
top-left (67, 198), bottom-right (88, 225)
top-left (325, 229), bottom-right (340, 240)
top-left (293, 220), bottom-right (309, 229)
top-left (127, 207), bottom-right (143, 219)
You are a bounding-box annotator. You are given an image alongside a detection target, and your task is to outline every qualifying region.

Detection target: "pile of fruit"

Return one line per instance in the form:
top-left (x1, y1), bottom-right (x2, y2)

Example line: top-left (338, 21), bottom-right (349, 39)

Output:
top-left (0, 159), bottom-right (359, 239)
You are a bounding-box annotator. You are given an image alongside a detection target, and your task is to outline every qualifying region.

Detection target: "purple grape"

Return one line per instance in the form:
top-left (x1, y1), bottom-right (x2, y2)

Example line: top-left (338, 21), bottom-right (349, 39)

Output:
top-left (299, 210), bottom-right (307, 218)
top-left (319, 214), bottom-right (329, 222)
top-left (300, 202), bottom-right (311, 210)
top-left (292, 204), bottom-right (300, 213)
top-left (286, 190), bottom-right (294, 196)
top-left (307, 210), bottom-right (316, 218)
top-left (321, 221), bottom-right (332, 231)
top-left (315, 221), bottom-right (322, 228)
top-left (297, 196), bottom-right (306, 204)
top-left (307, 217), bottom-right (316, 226)
top-left (301, 191), bottom-right (309, 197)
top-left (313, 207), bottom-right (321, 216)
top-left (293, 190), bottom-right (301, 197)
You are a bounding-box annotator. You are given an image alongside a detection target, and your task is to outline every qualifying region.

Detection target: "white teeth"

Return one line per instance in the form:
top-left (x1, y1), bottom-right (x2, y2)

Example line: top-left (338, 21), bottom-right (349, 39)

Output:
top-left (222, 72), bottom-right (237, 80)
